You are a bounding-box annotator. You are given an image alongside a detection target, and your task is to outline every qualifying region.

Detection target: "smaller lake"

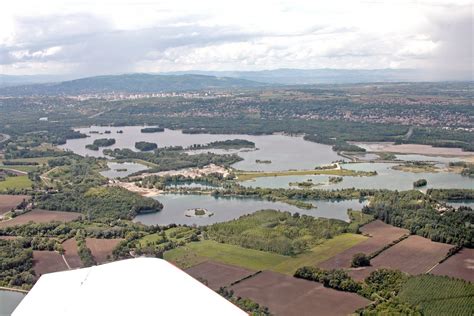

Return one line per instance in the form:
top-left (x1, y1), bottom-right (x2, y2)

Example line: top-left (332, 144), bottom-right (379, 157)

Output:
top-left (0, 290), bottom-right (25, 315)
top-left (241, 162), bottom-right (474, 191)
top-left (134, 194), bottom-right (366, 225)
top-left (100, 162), bottom-right (149, 179)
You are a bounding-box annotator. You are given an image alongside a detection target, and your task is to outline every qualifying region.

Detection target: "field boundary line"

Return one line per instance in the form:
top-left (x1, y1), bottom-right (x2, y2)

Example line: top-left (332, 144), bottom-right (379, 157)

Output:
top-left (62, 254), bottom-right (72, 270)
top-left (368, 234), bottom-right (410, 259)
top-left (0, 286), bottom-right (28, 294)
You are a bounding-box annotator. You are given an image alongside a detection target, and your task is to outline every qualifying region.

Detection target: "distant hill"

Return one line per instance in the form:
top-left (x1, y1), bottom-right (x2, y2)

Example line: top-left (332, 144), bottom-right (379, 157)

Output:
top-left (0, 73), bottom-right (268, 96)
top-left (164, 68), bottom-right (423, 85)
top-left (0, 74), bottom-right (78, 87)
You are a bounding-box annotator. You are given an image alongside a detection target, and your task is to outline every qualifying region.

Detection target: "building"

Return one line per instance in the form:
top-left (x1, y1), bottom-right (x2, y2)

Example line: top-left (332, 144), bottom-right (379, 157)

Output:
top-left (13, 258), bottom-right (246, 316)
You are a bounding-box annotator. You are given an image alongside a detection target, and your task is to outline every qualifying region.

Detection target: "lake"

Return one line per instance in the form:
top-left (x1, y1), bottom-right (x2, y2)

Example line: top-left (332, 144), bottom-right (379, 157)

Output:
top-left (60, 126), bottom-right (344, 171)
top-left (133, 194), bottom-right (367, 225)
top-left (241, 162), bottom-right (474, 191)
top-left (100, 162), bottom-right (149, 178)
top-left (0, 290), bottom-right (25, 315)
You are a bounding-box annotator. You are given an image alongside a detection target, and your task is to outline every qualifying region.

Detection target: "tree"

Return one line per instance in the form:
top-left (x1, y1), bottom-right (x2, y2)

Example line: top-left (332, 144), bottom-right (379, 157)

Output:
top-left (351, 253), bottom-right (371, 267)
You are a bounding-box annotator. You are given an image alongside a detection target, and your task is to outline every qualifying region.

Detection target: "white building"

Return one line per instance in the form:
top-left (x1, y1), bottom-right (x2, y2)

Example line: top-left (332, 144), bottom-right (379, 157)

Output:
top-left (13, 258), bottom-right (246, 316)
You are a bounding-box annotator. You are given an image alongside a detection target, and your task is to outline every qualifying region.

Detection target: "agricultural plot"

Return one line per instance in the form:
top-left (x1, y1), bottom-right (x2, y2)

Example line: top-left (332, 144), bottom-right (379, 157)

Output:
top-left (319, 220), bottom-right (408, 269)
top-left (431, 248), bottom-right (474, 282)
top-left (185, 261), bottom-right (255, 290)
top-left (231, 271), bottom-right (370, 316)
top-left (33, 251), bottom-right (68, 276)
top-left (0, 194), bottom-right (29, 215)
top-left (399, 275), bottom-right (474, 316)
top-left (349, 235), bottom-right (453, 281)
top-left (164, 240), bottom-right (288, 271)
top-left (166, 235), bottom-right (368, 275)
top-left (62, 239), bottom-right (82, 269)
top-left (0, 209), bottom-right (81, 228)
top-left (0, 175), bottom-right (32, 190)
top-left (85, 238), bottom-right (123, 264)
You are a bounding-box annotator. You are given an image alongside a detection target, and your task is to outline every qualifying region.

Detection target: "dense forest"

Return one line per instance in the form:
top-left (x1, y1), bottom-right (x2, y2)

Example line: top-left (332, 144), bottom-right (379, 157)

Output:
top-left (362, 191), bottom-right (474, 247)
top-left (36, 186), bottom-right (163, 220)
top-left (205, 210), bottom-right (350, 256)
top-left (104, 148), bottom-right (242, 172)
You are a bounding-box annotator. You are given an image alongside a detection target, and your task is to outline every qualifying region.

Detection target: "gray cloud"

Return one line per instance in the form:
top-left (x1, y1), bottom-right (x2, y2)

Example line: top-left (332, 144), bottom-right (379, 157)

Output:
top-left (424, 7), bottom-right (473, 80)
top-left (1, 13), bottom-right (262, 75)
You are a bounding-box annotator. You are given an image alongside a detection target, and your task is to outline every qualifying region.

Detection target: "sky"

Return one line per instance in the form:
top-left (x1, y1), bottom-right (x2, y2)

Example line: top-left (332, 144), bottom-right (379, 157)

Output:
top-left (0, 0), bottom-right (472, 80)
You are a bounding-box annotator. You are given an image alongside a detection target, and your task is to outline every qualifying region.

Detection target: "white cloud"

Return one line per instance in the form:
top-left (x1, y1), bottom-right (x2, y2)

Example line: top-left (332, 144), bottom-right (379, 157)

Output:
top-left (0, 0), bottom-right (472, 79)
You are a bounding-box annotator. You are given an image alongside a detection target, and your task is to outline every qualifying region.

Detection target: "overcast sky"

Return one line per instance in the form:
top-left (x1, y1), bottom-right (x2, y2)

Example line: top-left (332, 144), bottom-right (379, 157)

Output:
top-left (0, 0), bottom-right (472, 79)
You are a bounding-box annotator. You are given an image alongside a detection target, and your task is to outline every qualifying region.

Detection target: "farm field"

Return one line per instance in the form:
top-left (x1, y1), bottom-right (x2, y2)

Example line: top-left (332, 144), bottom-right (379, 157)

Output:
top-left (319, 220), bottom-right (408, 269)
top-left (272, 233), bottom-right (367, 275)
top-left (431, 248), bottom-right (474, 282)
top-left (164, 240), bottom-right (288, 271)
top-left (85, 238), bottom-right (123, 264)
top-left (0, 194), bottom-right (29, 215)
top-left (62, 239), bottom-right (82, 269)
top-left (0, 175), bottom-right (32, 190)
top-left (230, 271), bottom-right (370, 316)
top-left (32, 251), bottom-right (68, 277)
top-left (185, 261), bottom-right (255, 290)
top-left (399, 275), bottom-right (474, 316)
top-left (349, 235), bottom-right (453, 281)
top-left (0, 209), bottom-right (81, 228)
top-left (165, 235), bottom-right (368, 275)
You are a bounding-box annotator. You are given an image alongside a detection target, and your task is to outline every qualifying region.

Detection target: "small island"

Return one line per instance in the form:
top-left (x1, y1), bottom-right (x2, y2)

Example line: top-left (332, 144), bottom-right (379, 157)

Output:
top-left (141, 127), bottom-right (165, 133)
top-left (329, 176), bottom-right (343, 184)
top-left (184, 208), bottom-right (214, 217)
top-left (85, 138), bottom-right (116, 150)
top-left (413, 179), bottom-right (428, 188)
top-left (189, 139), bottom-right (255, 150)
top-left (135, 141), bottom-right (158, 151)
top-left (256, 159), bottom-right (272, 164)
top-left (289, 180), bottom-right (315, 188)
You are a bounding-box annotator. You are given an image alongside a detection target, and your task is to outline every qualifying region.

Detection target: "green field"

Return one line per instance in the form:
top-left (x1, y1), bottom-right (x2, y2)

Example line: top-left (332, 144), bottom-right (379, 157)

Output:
top-left (235, 168), bottom-right (374, 181)
top-left (0, 165), bottom-right (37, 172)
top-left (164, 240), bottom-right (288, 270)
top-left (272, 233), bottom-right (367, 274)
top-left (1, 156), bottom-right (57, 165)
top-left (0, 175), bottom-right (33, 190)
top-left (399, 275), bottom-right (474, 316)
top-left (164, 233), bottom-right (367, 274)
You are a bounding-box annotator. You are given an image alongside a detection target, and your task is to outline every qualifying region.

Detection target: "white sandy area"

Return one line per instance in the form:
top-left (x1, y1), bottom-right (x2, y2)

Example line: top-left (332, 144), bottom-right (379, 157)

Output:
top-left (131, 164), bottom-right (230, 180)
top-left (352, 142), bottom-right (474, 157)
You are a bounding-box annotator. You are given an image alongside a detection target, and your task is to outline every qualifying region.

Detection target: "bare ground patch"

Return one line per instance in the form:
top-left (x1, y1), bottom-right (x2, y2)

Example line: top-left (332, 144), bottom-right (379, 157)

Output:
top-left (431, 248), bottom-right (474, 282)
top-left (0, 209), bottom-right (80, 228)
top-left (185, 261), bottom-right (256, 290)
top-left (62, 238), bottom-right (82, 269)
top-left (85, 238), bottom-right (123, 264)
top-left (33, 251), bottom-right (68, 277)
top-left (319, 220), bottom-right (408, 269)
top-left (348, 235), bottom-right (453, 281)
top-left (0, 195), bottom-right (29, 215)
top-left (231, 271), bottom-right (370, 316)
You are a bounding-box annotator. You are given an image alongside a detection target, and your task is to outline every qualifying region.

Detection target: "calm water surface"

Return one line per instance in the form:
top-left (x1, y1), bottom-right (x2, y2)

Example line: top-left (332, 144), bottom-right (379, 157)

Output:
top-left (100, 162), bottom-right (149, 178)
top-left (60, 126), bottom-right (344, 171)
top-left (0, 290), bottom-right (25, 315)
top-left (134, 194), bottom-right (366, 225)
top-left (241, 162), bottom-right (474, 191)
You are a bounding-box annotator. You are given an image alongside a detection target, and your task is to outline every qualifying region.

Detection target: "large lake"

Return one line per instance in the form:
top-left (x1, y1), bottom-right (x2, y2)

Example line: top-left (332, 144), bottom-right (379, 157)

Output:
top-left (0, 290), bottom-right (25, 315)
top-left (241, 162), bottom-right (474, 191)
top-left (59, 126), bottom-right (343, 171)
top-left (133, 194), bottom-right (367, 225)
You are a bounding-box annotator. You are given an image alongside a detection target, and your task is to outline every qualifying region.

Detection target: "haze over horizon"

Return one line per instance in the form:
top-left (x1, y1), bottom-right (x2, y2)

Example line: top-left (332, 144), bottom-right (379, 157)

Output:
top-left (1, 0), bottom-right (472, 81)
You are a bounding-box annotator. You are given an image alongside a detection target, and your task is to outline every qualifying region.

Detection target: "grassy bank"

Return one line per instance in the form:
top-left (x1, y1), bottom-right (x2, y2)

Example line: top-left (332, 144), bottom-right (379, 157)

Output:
top-left (235, 168), bottom-right (375, 181)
